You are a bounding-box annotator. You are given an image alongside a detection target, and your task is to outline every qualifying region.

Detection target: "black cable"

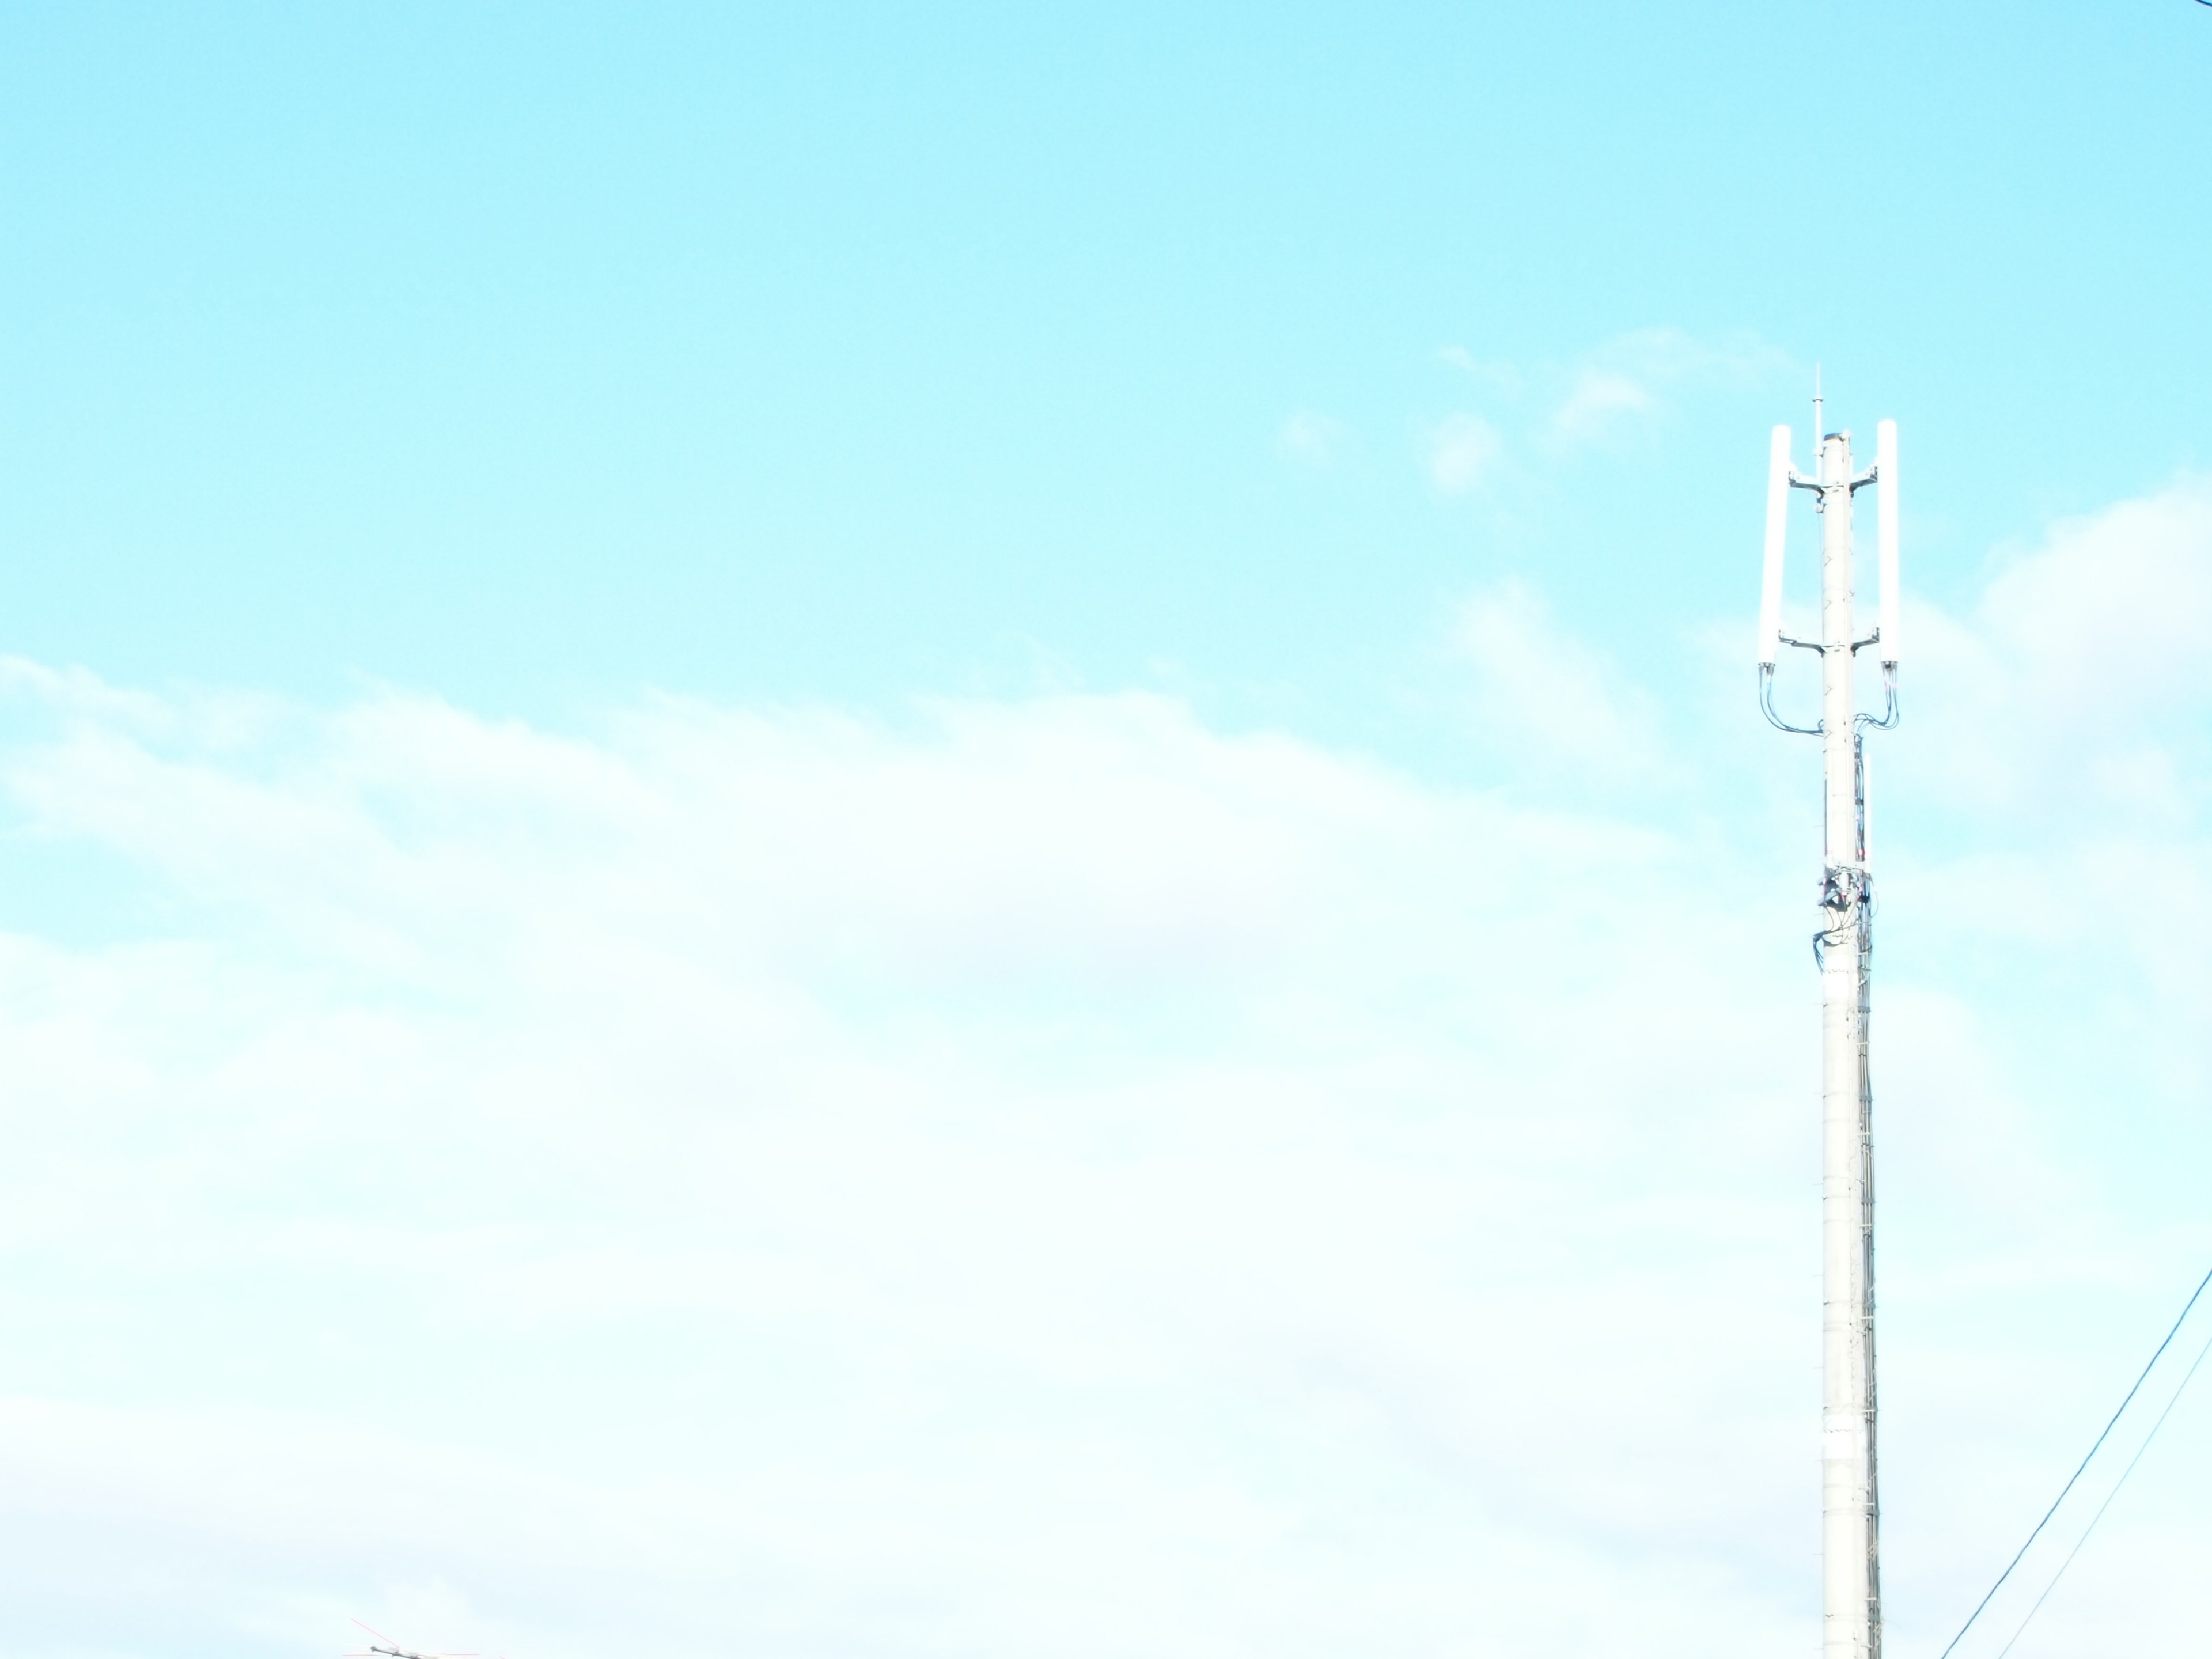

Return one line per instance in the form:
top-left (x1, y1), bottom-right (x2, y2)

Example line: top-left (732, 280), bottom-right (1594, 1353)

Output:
top-left (1991, 1317), bottom-right (2212, 1659)
top-left (1936, 1261), bottom-right (2212, 1659)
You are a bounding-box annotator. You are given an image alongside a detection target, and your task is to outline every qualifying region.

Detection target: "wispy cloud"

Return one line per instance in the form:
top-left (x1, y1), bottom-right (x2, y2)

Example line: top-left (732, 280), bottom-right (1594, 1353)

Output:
top-left (1455, 579), bottom-right (1665, 783)
top-left (1428, 328), bottom-right (1787, 472)
top-left (1550, 368), bottom-right (1656, 442)
top-left (1540, 329), bottom-right (1783, 445)
top-left (1428, 411), bottom-right (1501, 493)
top-left (1278, 408), bottom-right (1347, 472)
top-left (1438, 345), bottom-right (1524, 394)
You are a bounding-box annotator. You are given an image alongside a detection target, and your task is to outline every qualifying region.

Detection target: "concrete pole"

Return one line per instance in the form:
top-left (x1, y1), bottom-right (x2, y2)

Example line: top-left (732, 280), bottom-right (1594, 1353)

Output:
top-left (1817, 428), bottom-right (1880, 1659)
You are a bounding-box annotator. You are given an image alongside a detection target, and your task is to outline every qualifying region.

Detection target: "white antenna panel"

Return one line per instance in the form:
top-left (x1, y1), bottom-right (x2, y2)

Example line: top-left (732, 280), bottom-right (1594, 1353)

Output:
top-left (1877, 419), bottom-right (1899, 667)
top-left (1758, 425), bottom-right (1791, 666)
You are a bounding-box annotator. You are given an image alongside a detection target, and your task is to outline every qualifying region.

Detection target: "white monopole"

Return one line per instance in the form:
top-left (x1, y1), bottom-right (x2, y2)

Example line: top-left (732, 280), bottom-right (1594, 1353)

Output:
top-left (1877, 419), bottom-right (1899, 667)
top-left (1759, 423), bottom-right (1791, 666)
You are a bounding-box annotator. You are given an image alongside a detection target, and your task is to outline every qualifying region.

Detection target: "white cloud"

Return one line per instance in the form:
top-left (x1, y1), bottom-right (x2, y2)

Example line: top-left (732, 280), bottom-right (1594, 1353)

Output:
top-left (1437, 346), bottom-right (1523, 393)
top-left (1455, 579), bottom-right (1666, 786)
top-left (1887, 477), bottom-right (2212, 829)
top-left (1277, 408), bottom-right (1346, 472)
top-left (1427, 411), bottom-right (1499, 493)
top-left (1539, 328), bottom-right (1787, 447)
top-left (0, 666), bottom-right (1824, 1659)
top-left (8, 479), bottom-right (2212, 1657)
top-left (1426, 329), bottom-right (1787, 465)
top-left (1551, 368), bottom-right (1656, 442)
top-left (1593, 326), bottom-right (1782, 387)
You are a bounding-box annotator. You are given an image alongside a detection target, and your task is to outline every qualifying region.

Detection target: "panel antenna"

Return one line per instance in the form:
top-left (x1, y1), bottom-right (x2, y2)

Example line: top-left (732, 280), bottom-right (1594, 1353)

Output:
top-left (1877, 418), bottom-right (1900, 669)
top-left (1758, 423), bottom-right (1792, 668)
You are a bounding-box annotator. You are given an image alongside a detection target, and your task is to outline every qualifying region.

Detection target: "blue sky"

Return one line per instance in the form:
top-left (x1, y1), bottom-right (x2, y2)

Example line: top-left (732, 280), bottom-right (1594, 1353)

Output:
top-left (4, 2), bottom-right (2207, 728)
top-left (5, 6), bottom-right (2212, 1659)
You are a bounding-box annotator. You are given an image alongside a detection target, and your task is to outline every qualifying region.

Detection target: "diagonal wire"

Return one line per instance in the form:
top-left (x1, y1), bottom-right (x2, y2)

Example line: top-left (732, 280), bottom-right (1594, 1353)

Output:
top-left (1937, 1262), bottom-right (2212, 1659)
top-left (1991, 1316), bottom-right (2212, 1659)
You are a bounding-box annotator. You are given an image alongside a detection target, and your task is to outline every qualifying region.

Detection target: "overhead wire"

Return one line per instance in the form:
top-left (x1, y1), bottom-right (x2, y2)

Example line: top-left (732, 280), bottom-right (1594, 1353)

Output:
top-left (1990, 1316), bottom-right (2212, 1659)
top-left (1936, 1261), bottom-right (2212, 1659)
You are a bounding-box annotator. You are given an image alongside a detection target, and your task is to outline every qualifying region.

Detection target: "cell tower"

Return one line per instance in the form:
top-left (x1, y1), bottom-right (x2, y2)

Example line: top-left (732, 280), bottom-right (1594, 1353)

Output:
top-left (345, 1618), bottom-right (480, 1659)
top-left (1757, 384), bottom-right (1899, 1659)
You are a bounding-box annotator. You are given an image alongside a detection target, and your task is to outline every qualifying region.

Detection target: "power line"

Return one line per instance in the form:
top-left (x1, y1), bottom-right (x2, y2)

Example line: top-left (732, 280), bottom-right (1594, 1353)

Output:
top-left (1937, 1261), bottom-right (2212, 1659)
top-left (1991, 1317), bottom-right (2212, 1659)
